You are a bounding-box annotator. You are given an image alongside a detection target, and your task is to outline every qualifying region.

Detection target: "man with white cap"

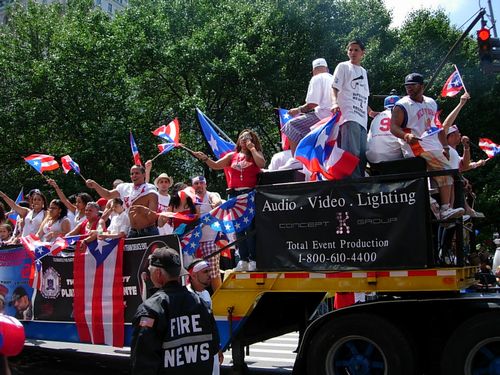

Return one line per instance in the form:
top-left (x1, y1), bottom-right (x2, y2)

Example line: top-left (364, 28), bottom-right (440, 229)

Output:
top-left (192, 176), bottom-right (223, 291)
top-left (187, 259), bottom-right (223, 375)
top-left (282, 57), bottom-right (334, 156)
top-left (366, 94), bottom-right (403, 164)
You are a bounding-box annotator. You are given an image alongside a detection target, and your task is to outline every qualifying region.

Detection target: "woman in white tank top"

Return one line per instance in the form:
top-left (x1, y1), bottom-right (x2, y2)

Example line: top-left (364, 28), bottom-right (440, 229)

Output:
top-left (36, 199), bottom-right (71, 242)
top-left (0, 189), bottom-right (48, 238)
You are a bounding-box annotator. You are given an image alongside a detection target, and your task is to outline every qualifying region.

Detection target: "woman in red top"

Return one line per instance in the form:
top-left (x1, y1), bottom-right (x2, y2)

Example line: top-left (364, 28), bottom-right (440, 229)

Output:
top-left (194, 129), bottom-right (265, 271)
top-left (67, 202), bottom-right (102, 243)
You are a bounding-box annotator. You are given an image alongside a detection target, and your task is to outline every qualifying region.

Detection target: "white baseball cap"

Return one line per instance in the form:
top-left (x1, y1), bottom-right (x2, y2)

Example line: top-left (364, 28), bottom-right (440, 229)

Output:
top-left (447, 125), bottom-right (459, 136)
top-left (312, 58), bottom-right (328, 69)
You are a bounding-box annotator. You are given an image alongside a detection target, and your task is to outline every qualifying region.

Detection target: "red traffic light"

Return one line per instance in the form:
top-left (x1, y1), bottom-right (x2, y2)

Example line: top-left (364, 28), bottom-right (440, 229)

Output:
top-left (478, 28), bottom-right (491, 41)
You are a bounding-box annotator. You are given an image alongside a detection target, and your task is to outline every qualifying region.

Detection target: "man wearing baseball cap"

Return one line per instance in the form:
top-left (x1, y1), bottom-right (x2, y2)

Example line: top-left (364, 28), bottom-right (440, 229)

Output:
top-left (391, 72), bottom-right (464, 220)
top-left (131, 246), bottom-right (219, 374)
top-left (366, 94), bottom-right (403, 164)
top-left (9, 286), bottom-right (32, 320)
top-left (192, 176), bottom-right (224, 291)
top-left (282, 57), bottom-right (334, 158)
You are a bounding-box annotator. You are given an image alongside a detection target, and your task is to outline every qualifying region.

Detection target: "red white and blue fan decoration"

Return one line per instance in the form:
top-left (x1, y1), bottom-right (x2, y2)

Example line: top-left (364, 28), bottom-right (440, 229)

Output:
top-left (180, 225), bottom-right (203, 256)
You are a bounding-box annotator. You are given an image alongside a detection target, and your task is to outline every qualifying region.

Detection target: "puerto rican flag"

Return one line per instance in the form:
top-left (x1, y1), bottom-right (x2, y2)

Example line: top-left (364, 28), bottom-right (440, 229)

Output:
top-left (61, 155), bottom-right (81, 175)
top-left (196, 108), bottom-right (235, 159)
top-left (157, 142), bottom-right (176, 156)
top-left (479, 138), bottom-right (500, 159)
top-left (21, 234), bottom-right (69, 259)
top-left (129, 132), bottom-right (142, 166)
top-left (441, 69), bottom-right (464, 97)
top-left (152, 118), bottom-right (180, 143)
top-left (23, 154), bottom-right (59, 174)
top-left (180, 225), bottom-right (203, 256)
top-left (277, 108), bottom-right (294, 151)
top-left (7, 188), bottom-right (24, 226)
top-left (74, 238), bottom-right (124, 347)
top-left (420, 110), bottom-right (443, 139)
top-left (295, 114), bottom-right (358, 180)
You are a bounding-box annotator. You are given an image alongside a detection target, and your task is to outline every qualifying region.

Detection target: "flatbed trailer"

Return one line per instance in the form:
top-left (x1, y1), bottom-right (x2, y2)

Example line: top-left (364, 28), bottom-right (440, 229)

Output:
top-left (7, 163), bottom-right (500, 375)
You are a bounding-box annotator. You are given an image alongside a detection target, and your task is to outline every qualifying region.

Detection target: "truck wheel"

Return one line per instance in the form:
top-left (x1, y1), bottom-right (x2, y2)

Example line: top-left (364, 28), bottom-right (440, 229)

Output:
top-left (441, 312), bottom-right (500, 375)
top-left (306, 313), bottom-right (417, 375)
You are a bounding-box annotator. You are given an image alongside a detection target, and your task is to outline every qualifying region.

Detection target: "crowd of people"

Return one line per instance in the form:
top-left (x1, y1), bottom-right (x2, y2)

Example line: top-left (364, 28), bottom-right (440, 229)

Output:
top-left (0, 38), bottom-right (494, 374)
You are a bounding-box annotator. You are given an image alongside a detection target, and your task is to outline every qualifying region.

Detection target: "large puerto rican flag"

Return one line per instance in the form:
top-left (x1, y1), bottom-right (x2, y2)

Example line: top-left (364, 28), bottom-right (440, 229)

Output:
top-left (73, 238), bottom-right (124, 347)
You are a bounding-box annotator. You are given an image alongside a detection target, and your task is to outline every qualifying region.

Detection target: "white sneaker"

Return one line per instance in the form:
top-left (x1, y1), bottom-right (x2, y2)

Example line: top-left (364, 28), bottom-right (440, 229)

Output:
top-left (248, 261), bottom-right (257, 271)
top-left (234, 260), bottom-right (249, 271)
top-left (440, 206), bottom-right (465, 220)
top-left (466, 209), bottom-right (485, 218)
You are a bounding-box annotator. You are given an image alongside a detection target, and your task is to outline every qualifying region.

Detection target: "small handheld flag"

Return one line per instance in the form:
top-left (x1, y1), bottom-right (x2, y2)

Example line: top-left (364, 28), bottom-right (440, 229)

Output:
top-left (152, 118), bottom-right (180, 143)
top-left (441, 66), bottom-right (465, 97)
top-left (277, 108), bottom-right (293, 151)
top-left (7, 188), bottom-right (24, 226)
top-left (129, 132), bottom-right (142, 166)
top-left (23, 154), bottom-right (59, 174)
top-left (479, 138), bottom-right (500, 159)
top-left (420, 110), bottom-right (443, 139)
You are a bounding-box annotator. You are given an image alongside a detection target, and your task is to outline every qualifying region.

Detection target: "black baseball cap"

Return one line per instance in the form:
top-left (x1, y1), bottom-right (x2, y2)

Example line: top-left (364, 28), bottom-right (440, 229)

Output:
top-left (404, 73), bottom-right (424, 85)
top-left (149, 247), bottom-right (187, 277)
top-left (9, 286), bottom-right (27, 305)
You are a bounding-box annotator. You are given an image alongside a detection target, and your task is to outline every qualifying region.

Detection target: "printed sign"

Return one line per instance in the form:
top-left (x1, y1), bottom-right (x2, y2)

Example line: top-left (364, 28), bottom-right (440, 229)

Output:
top-left (255, 178), bottom-right (431, 270)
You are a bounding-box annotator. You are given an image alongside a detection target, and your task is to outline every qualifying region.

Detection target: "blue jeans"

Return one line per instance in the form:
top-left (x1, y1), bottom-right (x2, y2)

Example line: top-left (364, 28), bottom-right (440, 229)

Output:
top-left (228, 189), bottom-right (256, 262)
top-left (338, 121), bottom-right (367, 178)
top-left (128, 225), bottom-right (159, 239)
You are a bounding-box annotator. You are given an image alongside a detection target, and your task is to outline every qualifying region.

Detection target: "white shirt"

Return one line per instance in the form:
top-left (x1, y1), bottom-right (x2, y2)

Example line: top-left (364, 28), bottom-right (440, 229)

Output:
top-left (396, 96), bottom-right (443, 157)
top-left (332, 61), bottom-right (370, 128)
top-left (268, 150), bottom-right (293, 171)
top-left (115, 183), bottom-right (158, 210)
top-left (199, 192), bottom-right (221, 242)
top-left (305, 72), bottom-right (335, 119)
top-left (107, 210), bottom-right (130, 235)
top-left (157, 194), bottom-right (170, 213)
top-left (22, 209), bottom-right (45, 237)
top-left (366, 109), bottom-right (404, 163)
top-left (448, 147), bottom-right (461, 170)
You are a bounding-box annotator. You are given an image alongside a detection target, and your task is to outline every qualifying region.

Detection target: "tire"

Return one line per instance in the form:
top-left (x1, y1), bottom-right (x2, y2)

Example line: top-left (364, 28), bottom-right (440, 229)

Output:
top-left (306, 313), bottom-right (417, 375)
top-left (441, 311), bottom-right (500, 375)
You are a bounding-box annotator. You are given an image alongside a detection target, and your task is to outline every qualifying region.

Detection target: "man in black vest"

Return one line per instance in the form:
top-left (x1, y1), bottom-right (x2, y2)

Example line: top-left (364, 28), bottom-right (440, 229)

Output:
top-left (131, 246), bottom-right (219, 375)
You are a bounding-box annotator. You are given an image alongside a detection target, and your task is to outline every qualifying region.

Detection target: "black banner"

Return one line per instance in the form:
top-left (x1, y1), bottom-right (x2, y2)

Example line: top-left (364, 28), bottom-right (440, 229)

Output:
top-left (256, 178), bottom-right (431, 270)
top-left (33, 235), bottom-right (180, 322)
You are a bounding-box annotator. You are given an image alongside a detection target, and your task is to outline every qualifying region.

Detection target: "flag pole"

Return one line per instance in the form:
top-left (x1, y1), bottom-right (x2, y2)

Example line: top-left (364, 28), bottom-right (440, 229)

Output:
top-left (178, 144), bottom-right (197, 157)
top-left (453, 64), bottom-right (468, 93)
top-left (150, 151), bottom-right (164, 162)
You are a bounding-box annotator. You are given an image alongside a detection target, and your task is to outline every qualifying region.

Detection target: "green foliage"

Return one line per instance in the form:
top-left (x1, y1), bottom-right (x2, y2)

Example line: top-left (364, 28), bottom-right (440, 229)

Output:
top-left (0, 0), bottom-right (498, 240)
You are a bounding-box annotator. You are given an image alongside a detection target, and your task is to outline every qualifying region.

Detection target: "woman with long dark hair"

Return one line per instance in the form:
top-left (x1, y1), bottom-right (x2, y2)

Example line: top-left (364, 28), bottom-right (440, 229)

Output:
top-left (36, 199), bottom-right (71, 242)
top-left (193, 129), bottom-right (265, 271)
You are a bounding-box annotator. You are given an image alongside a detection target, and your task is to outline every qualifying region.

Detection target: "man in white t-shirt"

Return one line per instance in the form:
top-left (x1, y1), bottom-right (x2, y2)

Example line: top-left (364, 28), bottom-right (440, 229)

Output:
top-left (192, 176), bottom-right (223, 290)
top-left (187, 259), bottom-right (223, 375)
top-left (366, 95), bottom-right (403, 164)
top-left (282, 58), bottom-right (334, 155)
top-left (390, 73), bottom-right (464, 220)
top-left (331, 39), bottom-right (374, 178)
top-left (86, 165), bottom-right (159, 238)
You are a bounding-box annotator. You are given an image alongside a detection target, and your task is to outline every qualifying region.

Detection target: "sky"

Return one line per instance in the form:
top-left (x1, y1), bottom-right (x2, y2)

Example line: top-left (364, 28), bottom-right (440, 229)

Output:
top-left (383, 0), bottom-right (500, 33)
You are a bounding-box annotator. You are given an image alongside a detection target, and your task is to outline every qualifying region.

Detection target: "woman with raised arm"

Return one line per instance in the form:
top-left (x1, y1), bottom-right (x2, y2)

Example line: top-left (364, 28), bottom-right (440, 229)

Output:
top-left (193, 129), bottom-right (265, 272)
top-left (46, 179), bottom-right (92, 229)
top-left (0, 189), bottom-right (47, 237)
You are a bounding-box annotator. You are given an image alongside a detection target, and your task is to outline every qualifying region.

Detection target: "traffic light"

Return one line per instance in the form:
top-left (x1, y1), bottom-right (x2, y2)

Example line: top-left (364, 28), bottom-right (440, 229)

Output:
top-left (477, 27), bottom-right (500, 73)
top-left (477, 27), bottom-right (492, 62)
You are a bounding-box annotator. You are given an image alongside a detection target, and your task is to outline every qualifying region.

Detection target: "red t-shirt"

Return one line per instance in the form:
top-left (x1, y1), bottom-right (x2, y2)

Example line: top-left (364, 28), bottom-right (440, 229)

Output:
top-left (227, 152), bottom-right (261, 189)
